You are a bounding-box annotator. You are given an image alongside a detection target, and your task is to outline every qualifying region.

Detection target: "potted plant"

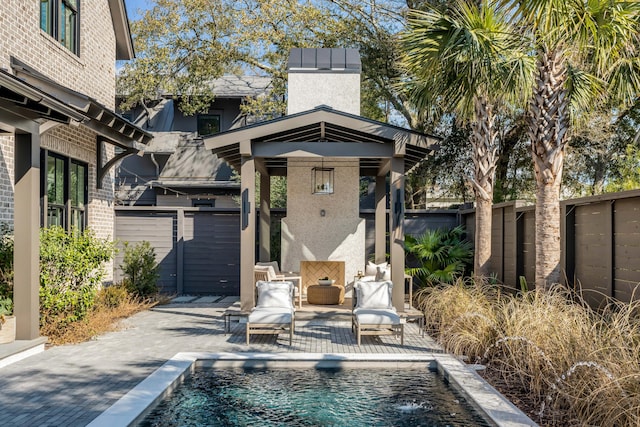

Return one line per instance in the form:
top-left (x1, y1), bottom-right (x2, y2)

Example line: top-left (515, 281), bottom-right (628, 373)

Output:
top-left (318, 276), bottom-right (335, 286)
top-left (0, 296), bottom-right (15, 344)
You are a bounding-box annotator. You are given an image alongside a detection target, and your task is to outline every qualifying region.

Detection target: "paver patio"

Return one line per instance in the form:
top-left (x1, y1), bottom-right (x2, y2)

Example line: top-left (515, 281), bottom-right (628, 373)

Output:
top-left (0, 298), bottom-right (440, 427)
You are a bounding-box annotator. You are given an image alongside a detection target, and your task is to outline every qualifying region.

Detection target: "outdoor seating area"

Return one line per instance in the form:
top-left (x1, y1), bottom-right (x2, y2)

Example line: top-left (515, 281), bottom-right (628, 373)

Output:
top-left (246, 267), bottom-right (409, 346)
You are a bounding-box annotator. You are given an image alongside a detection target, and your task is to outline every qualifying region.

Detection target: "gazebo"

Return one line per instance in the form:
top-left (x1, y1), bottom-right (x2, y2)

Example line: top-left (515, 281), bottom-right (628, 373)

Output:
top-left (204, 48), bottom-right (439, 312)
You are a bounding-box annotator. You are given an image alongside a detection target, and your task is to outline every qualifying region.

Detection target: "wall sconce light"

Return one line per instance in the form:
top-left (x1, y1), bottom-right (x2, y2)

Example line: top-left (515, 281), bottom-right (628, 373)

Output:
top-left (312, 164), bottom-right (334, 194)
top-left (320, 209), bottom-right (326, 217)
top-left (393, 189), bottom-right (402, 224)
top-left (241, 188), bottom-right (250, 230)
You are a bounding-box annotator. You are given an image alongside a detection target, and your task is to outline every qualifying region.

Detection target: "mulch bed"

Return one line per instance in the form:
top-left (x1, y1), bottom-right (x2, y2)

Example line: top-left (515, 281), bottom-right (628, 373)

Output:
top-left (478, 369), bottom-right (574, 427)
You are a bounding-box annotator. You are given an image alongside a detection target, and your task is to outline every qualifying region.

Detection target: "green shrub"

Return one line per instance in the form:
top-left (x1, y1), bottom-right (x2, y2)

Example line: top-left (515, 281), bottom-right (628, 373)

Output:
top-left (405, 225), bottom-right (473, 286)
top-left (95, 283), bottom-right (131, 309)
top-left (0, 296), bottom-right (12, 316)
top-left (39, 226), bottom-right (114, 326)
top-left (0, 223), bottom-right (13, 303)
top-left (120, 241), bottom-right (159, 298)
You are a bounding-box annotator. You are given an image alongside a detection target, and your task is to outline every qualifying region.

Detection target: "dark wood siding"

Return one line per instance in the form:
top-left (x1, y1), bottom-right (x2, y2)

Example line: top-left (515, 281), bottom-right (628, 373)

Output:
top-left (183, 211), bottom-right (240, 295)
top-left (114, 211), bottom-right (177, 293)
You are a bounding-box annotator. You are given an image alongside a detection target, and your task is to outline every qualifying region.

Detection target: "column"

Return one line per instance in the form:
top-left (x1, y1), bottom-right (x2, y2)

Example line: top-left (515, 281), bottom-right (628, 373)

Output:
top-left (389, 157), bottom-right (405, 313)
top-left (375, 174), bottom-right (386, 264)
top-left (14, 129), bottom-right (41, 340)
top-left (240, 156), bottom-right (256, 311)
top-left (259, 171), bottom-right (271, 262)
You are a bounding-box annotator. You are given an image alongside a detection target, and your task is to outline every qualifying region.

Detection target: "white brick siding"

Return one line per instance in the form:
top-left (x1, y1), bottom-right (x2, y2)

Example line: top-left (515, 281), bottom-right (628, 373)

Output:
top-left (0, 0), bottom-right (118, 109)
top-left (0, 1), bottom-right (126, 281)
top-left (0, 136), bottom-right (15, 224)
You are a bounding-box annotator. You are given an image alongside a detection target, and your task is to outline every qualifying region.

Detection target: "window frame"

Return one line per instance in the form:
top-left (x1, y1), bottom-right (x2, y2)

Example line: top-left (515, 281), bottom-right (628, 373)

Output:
top-left (40, 0), bottom-right (80, 55)
top-left (41, 150), bottom-right (88, 231)
top-left (197, 114), bottom-right (221, 136)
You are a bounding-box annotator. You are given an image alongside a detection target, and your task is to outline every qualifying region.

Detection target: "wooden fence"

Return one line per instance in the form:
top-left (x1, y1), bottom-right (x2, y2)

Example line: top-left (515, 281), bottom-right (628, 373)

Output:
top-left (461, 189), bottom-right (640, 306)
top-left (114, 207), bottom-right (459, 295)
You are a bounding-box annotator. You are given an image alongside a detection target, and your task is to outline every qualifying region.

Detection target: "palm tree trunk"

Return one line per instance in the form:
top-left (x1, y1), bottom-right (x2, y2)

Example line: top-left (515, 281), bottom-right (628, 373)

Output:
top-left (528, 49), bottom-right (570, 289)
top-left (470, 96), bottom-right (498, 278)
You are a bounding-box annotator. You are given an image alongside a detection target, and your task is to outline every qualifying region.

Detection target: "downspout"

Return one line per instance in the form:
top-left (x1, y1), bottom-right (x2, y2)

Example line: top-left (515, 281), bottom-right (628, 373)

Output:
top-left (150, 153), bottom-right (160, 176)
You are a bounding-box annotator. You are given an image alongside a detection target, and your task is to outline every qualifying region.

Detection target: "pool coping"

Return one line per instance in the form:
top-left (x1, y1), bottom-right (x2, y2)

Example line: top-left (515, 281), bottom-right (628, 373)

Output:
top-left (87, 352), bottom-right (538, 427)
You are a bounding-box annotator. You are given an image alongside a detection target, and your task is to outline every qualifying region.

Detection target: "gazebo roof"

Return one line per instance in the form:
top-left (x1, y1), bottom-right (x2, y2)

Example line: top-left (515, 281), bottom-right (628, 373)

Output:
top-left (203, 106), bottom-right (439, 176)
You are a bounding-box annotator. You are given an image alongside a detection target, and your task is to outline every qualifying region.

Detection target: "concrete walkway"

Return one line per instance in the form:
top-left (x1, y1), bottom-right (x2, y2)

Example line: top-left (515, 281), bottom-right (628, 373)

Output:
top-left (0, 298), bottom-right (440, 427)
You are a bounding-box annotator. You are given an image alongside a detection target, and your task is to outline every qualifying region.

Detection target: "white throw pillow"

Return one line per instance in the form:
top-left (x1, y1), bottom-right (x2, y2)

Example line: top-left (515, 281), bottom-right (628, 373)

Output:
top-left (356, 280), bottom-right (393, 309)
top-left (375, 266), bottom-right (391, 281)
top-left (365, 261), bottom-right (387, 277)
top-left (256, 281), bottom-right (293, 309)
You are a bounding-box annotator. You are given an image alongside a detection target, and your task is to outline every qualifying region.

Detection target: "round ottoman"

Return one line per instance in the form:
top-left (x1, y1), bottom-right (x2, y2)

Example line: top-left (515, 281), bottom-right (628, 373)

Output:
top-left (307, 284), bottom-right (345, 305)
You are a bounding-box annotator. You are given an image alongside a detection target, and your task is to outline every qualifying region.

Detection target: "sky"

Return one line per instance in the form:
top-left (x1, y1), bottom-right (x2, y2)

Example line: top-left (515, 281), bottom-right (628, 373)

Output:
top-left (125, 0), bottom-right (151, 21)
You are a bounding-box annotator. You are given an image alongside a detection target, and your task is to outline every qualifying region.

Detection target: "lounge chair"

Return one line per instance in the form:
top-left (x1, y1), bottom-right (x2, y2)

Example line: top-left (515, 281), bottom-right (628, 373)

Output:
top-left (246, 280), bottom-right (295, 345)
top-left (352, 280), bottom-right (404, 346)
top-left (255, 263), bottom-right (303, 308)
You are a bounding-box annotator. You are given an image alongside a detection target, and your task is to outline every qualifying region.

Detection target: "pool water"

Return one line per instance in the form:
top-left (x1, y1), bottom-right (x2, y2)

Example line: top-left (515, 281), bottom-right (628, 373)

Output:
top-left (140, 367), bottom-right (490, 427)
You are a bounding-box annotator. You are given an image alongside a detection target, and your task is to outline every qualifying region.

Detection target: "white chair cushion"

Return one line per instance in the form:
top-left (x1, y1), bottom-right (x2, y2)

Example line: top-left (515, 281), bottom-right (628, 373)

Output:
top-left (365, 261), bottom-right (388, 277)
top-left (355, 280), bottom-right (393, 309)
top-left (256, 281), bottom-right (294, 309)
top-left (353, 308), bottom-right (400, 325)
top-left (249, 307), bottom-right (293, 323)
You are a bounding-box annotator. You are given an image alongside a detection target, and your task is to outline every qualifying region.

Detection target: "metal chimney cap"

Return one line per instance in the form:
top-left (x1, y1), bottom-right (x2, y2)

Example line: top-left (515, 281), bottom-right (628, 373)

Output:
top-left (288, 48), bottom-right (361, 73)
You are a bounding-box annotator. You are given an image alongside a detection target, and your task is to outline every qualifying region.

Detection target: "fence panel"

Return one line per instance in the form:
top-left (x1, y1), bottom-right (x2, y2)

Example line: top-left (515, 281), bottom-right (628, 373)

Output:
top-left (613, 198), bottom-right (640, 303)
top-left (573, 202), bottom-right (612, 307)
top-left (114, 211), bottom-right (177, 293)
top-left (183, 211), bottom-right (240, 295)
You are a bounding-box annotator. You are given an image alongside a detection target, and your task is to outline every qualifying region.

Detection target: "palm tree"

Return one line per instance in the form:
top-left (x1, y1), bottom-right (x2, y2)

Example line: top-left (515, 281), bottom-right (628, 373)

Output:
top-left (405, 226), bottom-right (473, 286)
top-left (402, 0), bottom-right (533, 277)
top-left (500, 0), bottom-right (640, 288)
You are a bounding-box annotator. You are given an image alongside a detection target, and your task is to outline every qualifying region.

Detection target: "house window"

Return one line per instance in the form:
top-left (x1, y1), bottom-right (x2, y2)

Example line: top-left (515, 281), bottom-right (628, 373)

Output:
top-left (197, 114), bottom-right (221, 136)
top-left (42, 151), bottom-right (88, 231)
top-left (40, 0), bottom-right (79, 55)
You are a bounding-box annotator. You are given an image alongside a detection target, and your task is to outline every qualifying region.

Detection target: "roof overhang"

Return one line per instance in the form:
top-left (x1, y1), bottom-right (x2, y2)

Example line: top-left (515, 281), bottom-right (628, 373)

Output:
top-left (11, 58), bottom-right (152, 149)
top-left (108, 0), bottom-right (135, 60)
top-left (0, 68), bottom-right (85, 128)
top-left (204, 106), bottom-right (439, 176)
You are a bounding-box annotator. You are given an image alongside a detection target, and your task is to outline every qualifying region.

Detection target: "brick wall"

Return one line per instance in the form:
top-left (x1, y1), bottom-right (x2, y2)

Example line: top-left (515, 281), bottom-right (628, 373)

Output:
top-left (0, 0), bottom-right (117, 109)
top-left (0, 136), bottom-right (15, 224)
top-left (0, 0), bottom-right (123, 280)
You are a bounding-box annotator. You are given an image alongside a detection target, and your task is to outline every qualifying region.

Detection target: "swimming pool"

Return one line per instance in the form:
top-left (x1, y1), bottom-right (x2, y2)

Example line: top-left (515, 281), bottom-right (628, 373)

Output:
top-left (140, 366), bottom-right (490, 426)
top-left (87, 353), bottom-right (537, 427)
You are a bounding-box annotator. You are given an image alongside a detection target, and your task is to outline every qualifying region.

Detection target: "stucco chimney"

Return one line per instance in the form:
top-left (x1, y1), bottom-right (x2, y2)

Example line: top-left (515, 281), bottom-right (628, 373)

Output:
top-left (287, 48), bottom-right (361, 116)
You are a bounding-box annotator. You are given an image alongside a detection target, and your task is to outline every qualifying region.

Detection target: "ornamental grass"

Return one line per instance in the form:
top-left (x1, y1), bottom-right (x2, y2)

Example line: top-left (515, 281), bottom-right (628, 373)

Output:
top-left (415, 280), bottom-right (640, 426)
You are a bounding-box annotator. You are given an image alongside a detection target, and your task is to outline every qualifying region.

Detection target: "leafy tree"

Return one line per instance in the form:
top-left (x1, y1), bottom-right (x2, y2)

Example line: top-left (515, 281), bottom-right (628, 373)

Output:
top-left (562, 110), bottom-right (620, 197)
top-left (499, 0), bottom-right (640, 288)
top-left (402, 0), bottom-right (533, 277)
top-left (605, 145), bottom-right (640, 192)
top-left (406, 119), bottom-right (474, 208)
top-left (120, 0), bottom-right (412, 122)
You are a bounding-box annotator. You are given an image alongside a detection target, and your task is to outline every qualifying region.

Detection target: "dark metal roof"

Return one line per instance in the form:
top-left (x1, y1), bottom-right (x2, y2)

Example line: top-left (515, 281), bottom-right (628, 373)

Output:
top-left (204, 106), bottom-right (439, 176)
top-left (288, 48), bottom-right (361, 72)
top-left (159, 138), bottom-right (234, 183)
top-left (0, 68), bottom-right (85, 124)
top-left (10, 58), bottom-right (152, 148)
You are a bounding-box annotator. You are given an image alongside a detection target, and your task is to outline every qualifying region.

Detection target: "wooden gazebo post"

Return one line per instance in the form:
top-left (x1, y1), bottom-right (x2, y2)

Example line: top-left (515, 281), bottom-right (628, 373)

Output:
top-left (390, 157), bottom-right (405, 313)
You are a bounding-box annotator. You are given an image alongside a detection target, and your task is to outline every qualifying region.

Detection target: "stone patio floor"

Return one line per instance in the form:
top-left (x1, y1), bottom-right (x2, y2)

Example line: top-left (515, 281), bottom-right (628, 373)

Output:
top-left (0, 297), bottom-right (442, 426)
